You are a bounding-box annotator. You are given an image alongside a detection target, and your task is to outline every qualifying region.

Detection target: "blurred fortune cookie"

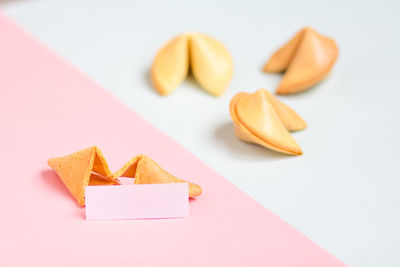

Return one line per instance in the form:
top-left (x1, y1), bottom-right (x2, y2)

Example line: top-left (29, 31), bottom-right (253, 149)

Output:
top-left (151, 33), bottom-right (233, 97)
top-left (230, 89), bottom-right (306, 156)
top-left (48, 146), bottom-right (202, 206)
top-left (263, 27), bottom-right (338, 94)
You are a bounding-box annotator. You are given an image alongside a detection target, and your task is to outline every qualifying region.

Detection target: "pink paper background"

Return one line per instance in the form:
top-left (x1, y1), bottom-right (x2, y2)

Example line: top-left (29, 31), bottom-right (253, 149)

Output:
top-left (0, 13), bottom-right (345, 267)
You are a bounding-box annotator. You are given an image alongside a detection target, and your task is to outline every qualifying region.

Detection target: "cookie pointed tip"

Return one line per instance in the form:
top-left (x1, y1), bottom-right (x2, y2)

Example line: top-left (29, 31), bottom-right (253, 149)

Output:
top-left (275, 87), bottom-right (286, 95)
top-left (262, 62), bottom-right (270, 72)
top-left (285, 146), bottom-right (303, 156)
top-left (78, 199), bottom-right (85, 207)
top-left (263, 61), bottom-right (279, 73)
top-left (294, 149), bottom-right (303, 156)
top-left (47, 158), bottom-right (55, 167)
top-left (189, 182), bottom-right (202, 197)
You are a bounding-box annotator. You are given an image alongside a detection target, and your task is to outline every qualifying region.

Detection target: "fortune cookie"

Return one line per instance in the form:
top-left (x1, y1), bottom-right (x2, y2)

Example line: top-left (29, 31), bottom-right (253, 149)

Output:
top-left (112, 155), bottom-right (202, 197)
top-left (48, 147), bottom-right (202, 206)
top-left (230, 89), bottom-right (305, 155)
top-left (47, 147), bottom-right (117, 206)
top-left (263, 27), bottom-right (338, 94)
top-left (151, 33), bottom-right (233, 96)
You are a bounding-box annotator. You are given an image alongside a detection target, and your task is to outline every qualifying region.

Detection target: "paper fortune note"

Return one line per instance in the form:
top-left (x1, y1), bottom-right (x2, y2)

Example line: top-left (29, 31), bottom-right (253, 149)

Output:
top-left (117, 177), bottom-right (136, 185)
top-left (85, 183), bottom-right (189, 220)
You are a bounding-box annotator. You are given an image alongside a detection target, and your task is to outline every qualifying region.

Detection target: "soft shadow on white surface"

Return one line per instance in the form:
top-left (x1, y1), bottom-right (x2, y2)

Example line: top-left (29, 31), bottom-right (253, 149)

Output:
top-left (143, 68), bottom-right (159, 96)
top-left (214, 121), bottom-right (289, 162)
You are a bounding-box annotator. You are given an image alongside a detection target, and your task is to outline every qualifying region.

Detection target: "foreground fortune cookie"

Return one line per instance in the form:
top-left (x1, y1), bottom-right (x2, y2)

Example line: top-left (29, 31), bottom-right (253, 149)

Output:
top-left (111, 155), bottom-right (202, 197)
top-left (230, 89), bottom-right (306, 155)
top-left (48, 147), bottom-right (202, 206)
top-left (263, 27), bottom-right (338, 94)
top-left (151, 33), bottom-right (233, 96)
